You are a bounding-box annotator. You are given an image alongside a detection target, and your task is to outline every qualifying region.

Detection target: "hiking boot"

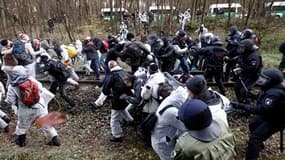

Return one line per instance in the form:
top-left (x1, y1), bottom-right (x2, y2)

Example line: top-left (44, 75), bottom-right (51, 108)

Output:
top-left (47, 136), bottom-right (61, 146)
top-left (109, 136), bottom-right (123, 142)
top-left (15, 134), bottom-right (26, 147)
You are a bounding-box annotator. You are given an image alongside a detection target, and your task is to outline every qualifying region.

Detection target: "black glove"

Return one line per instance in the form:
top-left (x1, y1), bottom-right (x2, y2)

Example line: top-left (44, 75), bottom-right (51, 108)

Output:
top-left (120, 94), bottom-right (129, 100)
top-left (230, 102), bottom-right (245, 110)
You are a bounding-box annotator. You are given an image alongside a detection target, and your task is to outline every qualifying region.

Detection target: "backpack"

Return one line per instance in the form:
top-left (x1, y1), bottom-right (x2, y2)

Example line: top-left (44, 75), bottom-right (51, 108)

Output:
top-left (48, 60), bottom-right (71, 81)
top-left (125, 42), bottom-right (146, 59)
top-left (18, 79), bottom-right (40, 106)
top-left (157, 81), bottom-right (173, 103)
top-left (140, 105), bottom-right (174, 138)
top-left (12, 40), bottom-right (33, 66)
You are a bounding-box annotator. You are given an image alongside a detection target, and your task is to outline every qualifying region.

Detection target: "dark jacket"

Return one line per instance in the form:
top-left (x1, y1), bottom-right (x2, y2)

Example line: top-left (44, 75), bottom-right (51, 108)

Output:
top-left (102, 67), bottom-right (134, 110)
top-left (40, 59), bottom-right (70, 82)
top-left (157, 44), bottom-right (176, 62)
top-left (226, 32), bottom-right (241, 58)
top-left (125, 78), bottom-right (145, 106)
top-left (91, 37), bottom-right (107, 53)
top-left (82, 45), bottom-right (98, 60)
top-left (105, 45), bottom-right (122, 65)
top-left (239, 50), bottom-right (262, 79)
top-left (241, 84), bottom-right (285, 124)
top-left (197, 45), bottom-right (229, 68)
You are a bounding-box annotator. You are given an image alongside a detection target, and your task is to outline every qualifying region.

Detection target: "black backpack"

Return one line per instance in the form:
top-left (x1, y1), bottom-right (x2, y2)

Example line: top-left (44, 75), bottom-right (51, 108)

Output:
top-left (140, 105), bottom-right (174, 137)
top-left (124, 42), bottom-right (146, 58)
top-left (48, 60), bottom-right (70, 81)
top-left (12, 40), bottom-right (33, 66)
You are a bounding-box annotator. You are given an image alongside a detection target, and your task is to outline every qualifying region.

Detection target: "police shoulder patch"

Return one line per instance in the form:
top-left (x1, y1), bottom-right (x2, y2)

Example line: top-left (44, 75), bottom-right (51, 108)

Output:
top-left (265, 98), bottom-right (273, 105)
top-left (251, 60), bottom-right (257, 66)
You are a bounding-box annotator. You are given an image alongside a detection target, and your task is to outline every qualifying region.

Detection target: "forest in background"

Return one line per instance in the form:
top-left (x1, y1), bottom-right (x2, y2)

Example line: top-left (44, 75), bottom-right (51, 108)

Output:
top-left (0, 0), bottom-right (283, 42)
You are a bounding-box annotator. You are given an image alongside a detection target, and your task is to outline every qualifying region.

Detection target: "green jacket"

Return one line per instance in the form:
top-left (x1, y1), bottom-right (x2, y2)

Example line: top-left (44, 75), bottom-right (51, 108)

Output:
top-left (171, 120), bottom-right (236, 160)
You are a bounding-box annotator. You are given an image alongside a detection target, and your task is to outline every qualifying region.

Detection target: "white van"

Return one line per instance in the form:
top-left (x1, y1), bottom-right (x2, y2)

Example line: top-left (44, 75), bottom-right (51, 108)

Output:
top-left (209, 3), bottom-right (243, 18)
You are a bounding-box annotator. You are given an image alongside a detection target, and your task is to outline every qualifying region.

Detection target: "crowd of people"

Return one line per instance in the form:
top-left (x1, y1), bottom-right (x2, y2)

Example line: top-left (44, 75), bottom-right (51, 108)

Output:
top-left (0, 23), bottom-right (285, 160)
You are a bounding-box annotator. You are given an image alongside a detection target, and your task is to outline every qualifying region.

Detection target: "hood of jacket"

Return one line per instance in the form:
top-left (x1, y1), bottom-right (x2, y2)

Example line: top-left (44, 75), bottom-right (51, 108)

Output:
top-left (10, 66), bottom-right (28, 86)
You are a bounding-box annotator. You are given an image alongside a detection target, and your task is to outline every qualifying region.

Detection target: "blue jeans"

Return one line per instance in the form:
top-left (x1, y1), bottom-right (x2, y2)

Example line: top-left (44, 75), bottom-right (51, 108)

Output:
top-left (90, 58), bottom-right (100, 79)
top-left (179, 57), bottom-right (189, 74)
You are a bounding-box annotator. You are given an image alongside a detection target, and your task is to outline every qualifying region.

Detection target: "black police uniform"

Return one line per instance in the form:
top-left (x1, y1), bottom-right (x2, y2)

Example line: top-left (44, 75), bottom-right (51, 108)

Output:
top-left (225, 27), bottom-right (241, 81)
top-left (157, 39), bottom-right (176, 72)
top-left (232, 69), bottom-right (285, 160)
top-left (234, 40), bottom-right (262, 103)
top-left (196, 44), bottom-right (228, 95)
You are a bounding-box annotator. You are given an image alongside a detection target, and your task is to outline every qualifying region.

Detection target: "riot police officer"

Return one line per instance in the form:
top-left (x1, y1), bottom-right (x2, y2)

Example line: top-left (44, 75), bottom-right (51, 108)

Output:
top-left (195, 36), bottom-right (228, 95)
top-left (234, 39), bottom-right (263, 103)
top-left (157, 37), bottom-right (176, 72)
top-left (231, 69), bottom-right (285, 160)
top-left (225, 25), bottom-right (241, 81)
top-left (240, 28), bottom-right (260, 49)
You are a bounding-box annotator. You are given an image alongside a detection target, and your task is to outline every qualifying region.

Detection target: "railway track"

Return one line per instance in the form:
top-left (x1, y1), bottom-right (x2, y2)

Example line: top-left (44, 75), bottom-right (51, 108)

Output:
top-left (38, 70), bottom-right (236, 87)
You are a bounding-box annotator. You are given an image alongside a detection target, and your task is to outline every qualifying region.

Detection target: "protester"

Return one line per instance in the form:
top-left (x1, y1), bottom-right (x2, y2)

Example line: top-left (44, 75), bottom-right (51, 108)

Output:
top-left (171, 99), bottom-right (236, 160)
top-left (5, 66), bottom-right (60, 147)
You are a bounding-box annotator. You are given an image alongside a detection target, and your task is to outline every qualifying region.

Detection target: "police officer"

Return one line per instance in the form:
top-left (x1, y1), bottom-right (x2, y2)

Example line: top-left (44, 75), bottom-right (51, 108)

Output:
top-left (195, 37), bottom-right (228, 96)
top-left (231, 69), bottom-right (285, 160)
top-left (234, 39), bottom-right (262, 103)
top-left (157, 37), bottom-right (176, 72)
top-left (225, 25), bottom-right (241, 81)
top-left (240, 28), bottom-right (259, 49)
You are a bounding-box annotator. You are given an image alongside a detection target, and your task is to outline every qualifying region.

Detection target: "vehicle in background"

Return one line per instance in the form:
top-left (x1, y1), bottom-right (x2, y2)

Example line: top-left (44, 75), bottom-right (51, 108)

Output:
top-left (101, 8), bottom-right (128, 21)
top-left (265, 1), bottom-right (285, 18)
top-left (208, 3), bottom-right (244, 18)
top-left (149, 5), bottom-right (176, 22)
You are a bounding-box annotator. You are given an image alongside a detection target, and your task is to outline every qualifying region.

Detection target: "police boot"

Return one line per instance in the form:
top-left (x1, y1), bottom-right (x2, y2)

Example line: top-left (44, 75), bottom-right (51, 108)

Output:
top-left (47, 136), bottom-right (61, 146)
top-left (15, 134), bottom-right (26, 147)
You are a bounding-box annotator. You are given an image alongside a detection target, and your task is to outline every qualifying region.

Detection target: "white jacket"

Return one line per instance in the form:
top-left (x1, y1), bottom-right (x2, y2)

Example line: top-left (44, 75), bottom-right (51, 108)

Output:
top-left (151, 86), bottom-right (188, 160)
top-left (141, 72), bottom-right (165, 113)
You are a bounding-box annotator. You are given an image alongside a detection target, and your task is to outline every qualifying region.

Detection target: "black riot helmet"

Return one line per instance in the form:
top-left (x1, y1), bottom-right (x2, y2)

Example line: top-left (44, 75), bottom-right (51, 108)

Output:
top-left (237, 39), bottom-right (255, 54)
top-left (210, 36), bottom-right (223, 46)
top-left (256, 69), bottom-right (284, 89)
top-left (241, 28), bottom-right (254, 40)
top-left (228, 26), bottom-right (238, 36)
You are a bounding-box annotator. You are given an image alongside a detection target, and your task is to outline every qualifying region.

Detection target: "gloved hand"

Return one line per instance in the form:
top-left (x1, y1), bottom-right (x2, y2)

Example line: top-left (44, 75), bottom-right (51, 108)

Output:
top-left (120, 94), bottom-right (129, 100)
top-left (230, 102), bottom-right (245, 110)
top-left (224, 58), bottom-right (230, 63)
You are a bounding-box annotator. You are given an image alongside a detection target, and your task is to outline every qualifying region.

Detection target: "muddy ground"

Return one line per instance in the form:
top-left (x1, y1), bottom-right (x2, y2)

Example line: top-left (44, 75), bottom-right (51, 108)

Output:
top-left (0, 85), bottom-right (284, 160)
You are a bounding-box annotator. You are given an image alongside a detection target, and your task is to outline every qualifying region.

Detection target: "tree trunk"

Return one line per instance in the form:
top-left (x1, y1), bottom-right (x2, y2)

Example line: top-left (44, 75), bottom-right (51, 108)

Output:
top-left (227, 0), bottom-right (232, 26)
top-left (201, 0), bottom-right (207, 24)
top-left (244, 0), bottom-right (256, 27)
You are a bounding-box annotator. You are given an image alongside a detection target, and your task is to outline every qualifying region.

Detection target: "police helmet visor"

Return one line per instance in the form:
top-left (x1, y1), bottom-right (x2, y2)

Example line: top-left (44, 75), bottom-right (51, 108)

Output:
top-left (256, 73), bottom-right (270, 87)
